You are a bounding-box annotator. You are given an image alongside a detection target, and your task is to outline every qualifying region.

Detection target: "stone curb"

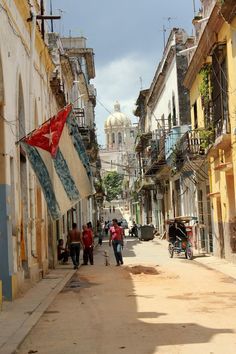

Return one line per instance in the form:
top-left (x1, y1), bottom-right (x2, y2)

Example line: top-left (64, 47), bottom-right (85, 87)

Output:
top-left (0, 269), bottom-right (76, 354)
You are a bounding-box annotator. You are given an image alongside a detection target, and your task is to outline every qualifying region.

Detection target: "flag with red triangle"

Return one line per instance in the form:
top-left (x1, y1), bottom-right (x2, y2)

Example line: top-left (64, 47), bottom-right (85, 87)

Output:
top-left (20, 105), bottom-right (93, 220)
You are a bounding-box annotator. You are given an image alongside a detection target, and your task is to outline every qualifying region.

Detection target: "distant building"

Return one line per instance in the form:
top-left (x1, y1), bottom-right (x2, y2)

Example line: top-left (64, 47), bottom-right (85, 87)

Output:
top-left (100, 101), bottom-right (136, 177)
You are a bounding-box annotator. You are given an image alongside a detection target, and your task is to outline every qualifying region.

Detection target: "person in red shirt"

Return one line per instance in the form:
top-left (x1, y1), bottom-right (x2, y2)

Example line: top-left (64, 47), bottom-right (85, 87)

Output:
top-left (109, 218), bottom-right (124, 266)
top-left (82, 224), bottom-right (94, 265)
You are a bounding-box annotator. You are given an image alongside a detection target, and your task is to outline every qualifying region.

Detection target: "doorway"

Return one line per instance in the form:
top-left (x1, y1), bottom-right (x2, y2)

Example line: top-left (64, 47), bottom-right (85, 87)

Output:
top-left (216, 198), bottom-right (225, 258)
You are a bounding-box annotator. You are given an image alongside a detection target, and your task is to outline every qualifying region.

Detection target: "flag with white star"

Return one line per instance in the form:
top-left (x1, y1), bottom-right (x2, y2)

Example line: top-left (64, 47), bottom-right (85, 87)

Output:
top-left (20, 105), bottom-right (93, 220)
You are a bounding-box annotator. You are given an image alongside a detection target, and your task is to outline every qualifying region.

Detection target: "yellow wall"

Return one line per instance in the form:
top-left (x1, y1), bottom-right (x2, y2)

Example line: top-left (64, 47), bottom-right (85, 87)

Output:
top-left (189, 17), bottom-right (236, 261)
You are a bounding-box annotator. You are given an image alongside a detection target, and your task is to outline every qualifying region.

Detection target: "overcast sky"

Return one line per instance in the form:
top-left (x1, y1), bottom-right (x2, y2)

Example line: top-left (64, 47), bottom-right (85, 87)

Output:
top-left (50, 0), bottom-right (201, 145)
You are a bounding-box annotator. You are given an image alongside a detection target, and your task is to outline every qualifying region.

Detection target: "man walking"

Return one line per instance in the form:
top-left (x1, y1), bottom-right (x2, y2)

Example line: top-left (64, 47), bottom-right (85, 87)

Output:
top-left (109, 218), bottom-right (124, 266)
top-left (68, 223), bottom-right (83, 269)
top-left (82, 224), bottom-right (94, 265)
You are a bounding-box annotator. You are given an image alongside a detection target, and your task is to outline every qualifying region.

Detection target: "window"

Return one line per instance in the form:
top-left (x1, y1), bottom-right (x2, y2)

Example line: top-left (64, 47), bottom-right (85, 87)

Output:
top-left (118, 132), bottom-right (122, 144)
top-left (130, 130), bottom-right (134, 138)
top-left (168, 113), bottom-right (172, 130)
top-left (211, 44), bottom-right (230, 136)
top-left (193, 102), bottom-right (198, 130)
top-left (161, 114), bottom-right (165, 129)
top-left (112, 133), bottom-right (115, 144)
top-left (172, 94), bottom-right (177, 126)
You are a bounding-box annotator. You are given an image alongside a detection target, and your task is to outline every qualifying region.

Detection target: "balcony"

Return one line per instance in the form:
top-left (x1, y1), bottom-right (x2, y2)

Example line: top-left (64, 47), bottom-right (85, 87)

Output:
top-left (135, 132), bottom-right (152, 153)
top-left (165, 125), bottom-right (190, 164)
top-left (178, 130), bottom-right (208, 156)
top-left (214, 119), bottom-right (231, 150)
top-left (73, 107), bottom-right (85, 127)
top-left (134, 176), bottom-right (155, 193)
top-left (145, 135), bottom-right (167, 176)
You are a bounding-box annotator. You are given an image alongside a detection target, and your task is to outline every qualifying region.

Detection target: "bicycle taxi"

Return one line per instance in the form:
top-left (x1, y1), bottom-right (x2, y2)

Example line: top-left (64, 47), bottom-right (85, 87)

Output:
top-left (167, 216), bottom-right (194, 260)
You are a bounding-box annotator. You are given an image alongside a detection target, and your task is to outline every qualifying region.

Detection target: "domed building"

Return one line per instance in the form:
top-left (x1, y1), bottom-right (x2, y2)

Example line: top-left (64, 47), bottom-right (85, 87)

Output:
top-left (104, 101), bottom-right (132, 151)
top-left (100, 101), bottom-right (137, 176)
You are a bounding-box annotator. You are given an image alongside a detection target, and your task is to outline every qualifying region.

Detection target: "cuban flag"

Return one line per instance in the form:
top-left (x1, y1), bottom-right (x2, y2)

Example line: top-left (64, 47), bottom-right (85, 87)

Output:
top-left (20, 105), bottom-right (93, 220)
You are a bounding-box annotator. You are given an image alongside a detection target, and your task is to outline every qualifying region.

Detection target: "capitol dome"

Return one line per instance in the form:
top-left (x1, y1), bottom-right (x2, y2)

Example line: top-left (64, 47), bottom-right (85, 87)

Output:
top-left (105, 101), bottom-right (131, 128)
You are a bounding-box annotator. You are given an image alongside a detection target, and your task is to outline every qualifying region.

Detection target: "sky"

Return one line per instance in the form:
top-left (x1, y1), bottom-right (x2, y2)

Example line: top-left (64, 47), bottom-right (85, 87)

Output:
top-left (49, 0), bottom-right (201, 145)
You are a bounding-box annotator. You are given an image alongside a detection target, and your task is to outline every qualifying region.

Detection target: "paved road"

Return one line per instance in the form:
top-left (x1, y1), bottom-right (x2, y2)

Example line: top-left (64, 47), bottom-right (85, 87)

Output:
top-left (18, 237), bottom-right (236, 354)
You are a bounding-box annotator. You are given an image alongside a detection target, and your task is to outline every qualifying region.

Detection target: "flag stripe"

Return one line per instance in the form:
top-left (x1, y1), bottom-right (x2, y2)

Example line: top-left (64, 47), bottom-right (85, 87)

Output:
top-left (21, 143), bottom-right (61, 220)
top-left (59, 123), bottom-right (93, 199)
top-left (66, 114), bottom-right (92, 177)
top-left (54, 149), bottom-right (80, 201)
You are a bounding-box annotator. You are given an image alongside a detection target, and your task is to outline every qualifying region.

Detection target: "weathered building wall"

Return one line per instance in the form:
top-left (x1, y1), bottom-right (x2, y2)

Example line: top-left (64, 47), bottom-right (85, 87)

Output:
top-left (0, 0), bottom-right (58, 300)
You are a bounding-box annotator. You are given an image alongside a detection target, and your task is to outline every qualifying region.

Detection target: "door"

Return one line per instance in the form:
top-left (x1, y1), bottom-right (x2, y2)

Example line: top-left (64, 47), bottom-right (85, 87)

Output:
top-left (216, 198), bottom-right (225, 258)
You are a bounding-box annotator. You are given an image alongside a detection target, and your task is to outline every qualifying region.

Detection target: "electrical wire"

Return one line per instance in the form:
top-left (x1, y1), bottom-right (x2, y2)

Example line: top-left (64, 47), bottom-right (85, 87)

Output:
top-left (0, 3), bottom-right (30, 56)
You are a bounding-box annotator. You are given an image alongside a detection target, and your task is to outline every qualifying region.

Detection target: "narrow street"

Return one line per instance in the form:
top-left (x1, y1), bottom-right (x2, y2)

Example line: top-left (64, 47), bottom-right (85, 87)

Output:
top-left (18, 238), bottom-right (236, 354)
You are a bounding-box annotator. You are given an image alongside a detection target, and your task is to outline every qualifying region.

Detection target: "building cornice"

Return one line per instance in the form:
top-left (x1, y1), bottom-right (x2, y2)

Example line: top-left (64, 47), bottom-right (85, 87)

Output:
top-left (184, 4), bottom-right (224, 89)
top-left (65, 48), bottom-right (95, 79)
top-left (147, 48), bottom-right (175, 111)
top-left (220, 0), bottom-right (236, 23)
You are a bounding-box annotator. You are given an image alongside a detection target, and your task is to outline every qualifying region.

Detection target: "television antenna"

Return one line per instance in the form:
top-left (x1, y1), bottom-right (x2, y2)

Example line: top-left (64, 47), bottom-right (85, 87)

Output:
top-left (163, 17), bottom-right (177, 27)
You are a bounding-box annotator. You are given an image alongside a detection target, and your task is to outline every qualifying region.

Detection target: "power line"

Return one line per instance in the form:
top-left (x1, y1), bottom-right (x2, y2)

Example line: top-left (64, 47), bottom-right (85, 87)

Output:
top-left (0, 3), bottom-right (30, 56)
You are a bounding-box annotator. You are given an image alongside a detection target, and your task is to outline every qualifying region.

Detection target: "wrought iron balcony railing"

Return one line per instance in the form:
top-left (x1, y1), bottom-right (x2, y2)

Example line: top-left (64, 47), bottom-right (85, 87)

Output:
top-left (144, 135), bottom-right (166, 175)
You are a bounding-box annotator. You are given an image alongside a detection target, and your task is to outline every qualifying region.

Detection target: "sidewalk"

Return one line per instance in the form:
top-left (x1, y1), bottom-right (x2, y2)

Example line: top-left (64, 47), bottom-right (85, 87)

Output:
top-left (159, 238), bottom-right (236, 281)
top-left (193, 254), bottom-right (236, 280)
top-left (0, 265), bottom-right (76, 354)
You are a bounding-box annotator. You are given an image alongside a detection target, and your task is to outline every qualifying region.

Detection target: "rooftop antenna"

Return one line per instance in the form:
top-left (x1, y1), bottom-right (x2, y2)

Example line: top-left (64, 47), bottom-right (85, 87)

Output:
top-left (32, 0), bottom-right (60, 39)
top-left (139, 76), bottom-right (143, 90)
top-left (163, 17), bottom-right (177, 28)
top-left (50, 0), bottom-right (53, 32)
top-left (162, 25), bottom-right (167, 49)
top-left (193, 0), bottom-right (196, 17)
top-left (56, 9), bottom-right (66, 35)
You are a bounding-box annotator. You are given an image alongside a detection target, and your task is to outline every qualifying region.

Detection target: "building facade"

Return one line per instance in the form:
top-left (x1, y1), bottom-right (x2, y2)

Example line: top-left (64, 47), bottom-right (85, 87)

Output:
top-left (132, 29), bottom-right (194, 231)
top-left (0, 0), bottom-right (99, 303)
top-left (100, 101), bottom-right (136, 176)
top-left (100, 102), bottom-right (136, 211)
top-left (184, 0), bottom-right (236, 261)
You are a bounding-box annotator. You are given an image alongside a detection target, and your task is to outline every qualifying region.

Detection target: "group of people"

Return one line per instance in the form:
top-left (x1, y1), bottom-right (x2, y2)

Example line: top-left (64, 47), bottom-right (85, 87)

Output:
top-left (57, 222), bottom-right (94, 269)
top-left (57, 218), bottom-right (125, 268)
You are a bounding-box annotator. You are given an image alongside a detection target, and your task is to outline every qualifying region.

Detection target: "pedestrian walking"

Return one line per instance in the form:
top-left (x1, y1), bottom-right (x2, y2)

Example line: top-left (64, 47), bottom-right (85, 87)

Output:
top-left (82, 224), bottom-right (94, 265)
top-left (97, 220), bottom-right (103, 245)
top-left (104, 221), bottom-right (109, 236)
top-left (68, 223), bottom-right (83, 269)
top-left (109, 218), bottom-right (124, 266)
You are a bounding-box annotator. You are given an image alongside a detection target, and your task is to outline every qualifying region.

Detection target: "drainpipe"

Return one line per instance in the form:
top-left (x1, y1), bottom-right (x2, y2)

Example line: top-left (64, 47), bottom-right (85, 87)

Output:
top-left (29, 8), bottom-right (37, 257)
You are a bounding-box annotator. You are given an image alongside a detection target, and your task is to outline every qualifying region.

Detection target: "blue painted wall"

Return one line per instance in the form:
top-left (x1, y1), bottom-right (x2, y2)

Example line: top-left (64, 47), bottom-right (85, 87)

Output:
top-left (0, 184), bottom-right (13, 300)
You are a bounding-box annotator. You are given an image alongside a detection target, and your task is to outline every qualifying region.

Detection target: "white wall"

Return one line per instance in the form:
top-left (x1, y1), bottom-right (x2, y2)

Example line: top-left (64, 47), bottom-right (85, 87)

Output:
top-left (150, 59), bottom-right (179, 132)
